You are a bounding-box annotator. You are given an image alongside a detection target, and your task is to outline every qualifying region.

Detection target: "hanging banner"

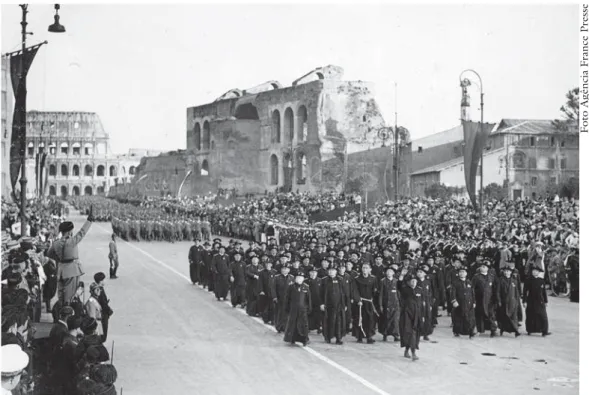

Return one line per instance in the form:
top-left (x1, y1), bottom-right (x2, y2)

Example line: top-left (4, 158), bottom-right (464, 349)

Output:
top-left (8, 42), bottom-right (45, 192)
top-left (462, 120), bottom-right (494, 210)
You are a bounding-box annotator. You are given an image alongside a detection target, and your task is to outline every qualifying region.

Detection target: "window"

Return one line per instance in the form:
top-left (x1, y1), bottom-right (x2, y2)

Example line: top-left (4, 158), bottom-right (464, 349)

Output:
top-left (530, 137), bottom-right (536, 147)
top-left (550, 136), bottom-right (555, 147)
top-left (548, 158), bottom-right (555, 169)
top-left (60, 143), bottom-right (69, 155)
top-left (528, 157), bottom-right (537, 169)
top-left (531, 176), bottom-right (537, 187)
top-left (560, 158), bottom-right (567, 169)
top-left (73, 143), bottom-right (81, 155)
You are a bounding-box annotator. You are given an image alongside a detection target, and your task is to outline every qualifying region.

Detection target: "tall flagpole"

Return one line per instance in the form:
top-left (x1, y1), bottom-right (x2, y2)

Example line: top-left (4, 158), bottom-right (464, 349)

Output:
top-left (19, 4), bottom-right (28, 237)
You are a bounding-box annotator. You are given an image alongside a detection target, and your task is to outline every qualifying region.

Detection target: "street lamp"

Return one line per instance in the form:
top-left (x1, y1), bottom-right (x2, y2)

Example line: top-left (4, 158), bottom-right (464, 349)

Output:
top-left (459, 69), bottom-right (484, 217)
top-left (17, 4), bottom-right (65, 237)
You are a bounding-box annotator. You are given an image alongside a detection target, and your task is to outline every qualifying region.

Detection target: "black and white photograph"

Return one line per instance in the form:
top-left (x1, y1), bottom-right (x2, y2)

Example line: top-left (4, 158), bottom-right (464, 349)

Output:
top-left (0, 2), bottom-right (583, 395)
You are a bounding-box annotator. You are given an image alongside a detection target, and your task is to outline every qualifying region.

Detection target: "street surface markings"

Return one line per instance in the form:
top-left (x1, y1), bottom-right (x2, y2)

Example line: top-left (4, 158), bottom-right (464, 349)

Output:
top-left (95, 224), bottom-right (395, 395)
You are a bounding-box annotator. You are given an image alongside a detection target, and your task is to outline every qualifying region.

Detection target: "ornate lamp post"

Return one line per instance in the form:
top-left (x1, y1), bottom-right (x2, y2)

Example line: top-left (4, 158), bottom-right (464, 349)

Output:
top-left (16, 4), bottom-right (65, 236)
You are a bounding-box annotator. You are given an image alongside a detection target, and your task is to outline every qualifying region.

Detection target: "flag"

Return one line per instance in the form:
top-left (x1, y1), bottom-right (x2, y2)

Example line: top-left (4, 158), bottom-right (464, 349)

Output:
top-left (462, 120), bottom-right (494, 210)
top-left (39, 152), bottom-right (47, 194)
top-left (34, 153), bottom-right (39, 194)
top-left (8, 43), bottom-right (44, 193)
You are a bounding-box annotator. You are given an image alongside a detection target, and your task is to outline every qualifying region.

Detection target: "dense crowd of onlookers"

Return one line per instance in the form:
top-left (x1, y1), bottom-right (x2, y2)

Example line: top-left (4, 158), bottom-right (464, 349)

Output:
top-left (2, 197), bottom-right (119, 394)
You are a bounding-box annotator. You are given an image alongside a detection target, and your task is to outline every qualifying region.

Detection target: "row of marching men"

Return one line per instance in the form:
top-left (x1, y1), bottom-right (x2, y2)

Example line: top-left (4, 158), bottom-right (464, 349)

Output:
top-left (189, 238), bottom-right (553, 359)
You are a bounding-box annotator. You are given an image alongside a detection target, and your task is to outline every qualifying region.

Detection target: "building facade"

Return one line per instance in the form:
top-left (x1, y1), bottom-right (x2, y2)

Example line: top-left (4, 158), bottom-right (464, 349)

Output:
top-left (24, 111), bottom-right (141, 198)
top-left (410, 119), bottom-right (579, 199)
top-left (1, 57), bottom-right (14, 199)
top-left (182, 65), bottom-right (387, 195)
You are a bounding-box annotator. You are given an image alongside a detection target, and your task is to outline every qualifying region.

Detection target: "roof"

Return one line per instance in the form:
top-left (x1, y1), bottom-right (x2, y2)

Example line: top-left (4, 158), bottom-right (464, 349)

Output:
top-left (492, 119), bottom-right (575, 135)
top-left (411, 147), bottom-right (504, 176)
top-left (411, 124), bottom-right (463, 151)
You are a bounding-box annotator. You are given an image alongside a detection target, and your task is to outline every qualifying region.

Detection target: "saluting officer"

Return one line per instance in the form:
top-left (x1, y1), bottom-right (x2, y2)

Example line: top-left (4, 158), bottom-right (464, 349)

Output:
top-left (47, 206), bottom-right (95, 304)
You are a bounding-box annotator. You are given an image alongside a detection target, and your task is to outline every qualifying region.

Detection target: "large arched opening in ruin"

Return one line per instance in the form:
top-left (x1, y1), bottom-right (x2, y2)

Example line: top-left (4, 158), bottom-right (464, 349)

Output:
top-left (201, 159), bottom-right (209, 176)
top-left (109, 165), bottom-right (117, 177)
top-left (49, 185), bottom-right (56, 196)
top-left (203, 121), bottom-right (211, 150)
top-left (60, 185), bottom-right (68, 197)
top-left (234, 103), bottom-right (259, 120)
top-left (49, 164), bottom-right (56, 176)
top-left (284, 107), bottom-right (294, 143)
top-left (84, 186), bottom-right (93, 196)
top-left (271, 110), bottom-right (281, 144)
top-left (283, 152), bottom-right (292, 193)
top-left (194, 122), bottom-right (201, 150)
top-left (72, 186), bottom-right (80, 196)
top-left (61, 164), bottom-right (68, 176)
top-left (72, 164), bottom-right (80, 177)
top-left (97, 165), bottom-right (105, 176)
top-left (270, 154), bottom-right (279, 186)
top-left (84, 165), bottom-right (93, 177)
top-left (297, 105), bottom-right (308, 142)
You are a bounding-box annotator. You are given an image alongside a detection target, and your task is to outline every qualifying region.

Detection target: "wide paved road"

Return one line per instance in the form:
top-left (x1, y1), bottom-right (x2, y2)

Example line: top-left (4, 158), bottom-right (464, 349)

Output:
top-left (71, 212), bottom-right (579, 395)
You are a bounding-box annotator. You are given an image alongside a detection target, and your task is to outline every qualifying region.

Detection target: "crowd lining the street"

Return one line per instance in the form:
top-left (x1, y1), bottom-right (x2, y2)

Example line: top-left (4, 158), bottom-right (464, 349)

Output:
top-left (2, 197), bottom-right (119, 395)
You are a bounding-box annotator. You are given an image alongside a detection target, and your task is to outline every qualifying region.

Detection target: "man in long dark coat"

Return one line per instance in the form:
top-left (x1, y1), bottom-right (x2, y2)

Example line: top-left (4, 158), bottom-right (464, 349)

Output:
top-left (523, 266), bottom-right (551, 336)
top-left (257, 260), bottom-right (275, 324)
top-left (378, 267), bottom-right (400, 342)
top-left (188, 239), bottom-right (202, 285)
top-left (201, 242), bottom-right (213, 291)
top-left (229, 252), bottom-right (247, 308)
top-left (471, 261), bottom-right (499, 337)
top-left (416, 265), bottom-right (434, 340)
top-left (497, 266), bottom-right (521, 337)
top-left (320, 267), bottom-right (347, 344)
top-left (213, 246), bottom-right (231, 301)
top-left (449, 267), bottom-right (476, 338)
top-left (338, 264), bottom-right (353, 334)
top-left (397, 271), bottom-right (421, 361)
top-left (430, 256), bottom-right (446, 321)
top-left (245, 256), bottom-right (261, 316)
top-left (352, 263), bottom-right (378, 344)
top-left (284, 273), bottom-right (311, 346)
top-left (565, 247), bottom-right (579, 303)
top-left (306, 268), bottom-right (323, 333)
top-left (445, 258), bottom-right (462, 315)
top-left (272, 266), bottom-right (294, 333)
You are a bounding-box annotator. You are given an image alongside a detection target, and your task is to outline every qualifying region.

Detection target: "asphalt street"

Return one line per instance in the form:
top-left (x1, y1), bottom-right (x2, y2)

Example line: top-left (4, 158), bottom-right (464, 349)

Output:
top-left (70, 212), bottom-right (579, 395)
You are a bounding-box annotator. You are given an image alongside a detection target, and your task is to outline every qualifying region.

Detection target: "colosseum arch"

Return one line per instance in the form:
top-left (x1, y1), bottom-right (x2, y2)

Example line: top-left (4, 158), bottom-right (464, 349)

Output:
top-left (60, 185), bottom-right (68, 197)
top-left (201, 159), bottom-right (209, 175)
top-left (84, 164), bottom-right (93, 177)
top-left (61, 164), bottom-right (68, 176)
top-left (120, 166), bottom-right (126, 176)
top-left (49, 164), bottom-right (57, 176)
top-left (72, 186), bottom-right (80, 196)
top-left (49, 185), bottom-right (56, 196)
top-left (72, 164), bottom-right (80, 177)
top-left (109, 165), bottom-right (117, 177)
top-left (97, 165), bottom-right (105, 177)
top-left (84, 186), bottom-right (93, 196)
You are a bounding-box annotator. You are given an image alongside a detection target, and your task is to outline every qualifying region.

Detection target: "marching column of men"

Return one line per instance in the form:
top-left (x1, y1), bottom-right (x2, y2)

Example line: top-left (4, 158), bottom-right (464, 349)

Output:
top-left (188, 235), bottom-right (555, 360)
top-left (112, 216), bottom-right (211, 243)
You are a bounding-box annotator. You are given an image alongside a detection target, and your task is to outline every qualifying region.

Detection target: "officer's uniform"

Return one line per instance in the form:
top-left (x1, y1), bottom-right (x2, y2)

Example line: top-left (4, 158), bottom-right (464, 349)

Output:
top-left (47, 220), bottom-right (92, 303)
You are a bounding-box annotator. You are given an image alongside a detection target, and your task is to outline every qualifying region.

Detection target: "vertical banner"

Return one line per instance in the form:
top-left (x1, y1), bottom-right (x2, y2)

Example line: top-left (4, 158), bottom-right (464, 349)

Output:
top-left (8, 43), bottom-right (43, 193)
top-left (39, 152), bottom-right (47, 195)
top-left (462, 121), bottom-right (494, 210)
top-left (34, 152), bottom-right (39, 195)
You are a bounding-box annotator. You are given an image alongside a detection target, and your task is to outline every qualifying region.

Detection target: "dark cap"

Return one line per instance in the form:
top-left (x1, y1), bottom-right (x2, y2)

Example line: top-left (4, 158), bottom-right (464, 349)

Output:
top-left (94, 272), bottom-right (106, 283)
top-left (59, 221), bottom-right (74, 233)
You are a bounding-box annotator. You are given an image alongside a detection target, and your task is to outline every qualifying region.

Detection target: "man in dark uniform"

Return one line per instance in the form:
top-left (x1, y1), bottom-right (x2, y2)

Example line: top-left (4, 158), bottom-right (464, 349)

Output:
top-left (47, 208), bottom-right (94, 303)
top-left (212, 246), bottom-right (231, 301)
top-left (320, 266), bottom-right (347, 344)
top-left (449, 267), bottom-right (476, 338)
top-left (272, 265), bottom-right (294, 333)
top-left (188, 239), bottom-right (202, 285)
top-left (523, 266), bottom-right (551, 336)
top-left (472, 261), bottom-right (499, 337)
top-left (306, 267), bottom-right (322, 334)
top-left (378, 267), bottom-right (400, 342)
top-left (229, 252), bottom-right (247, 308)
top-left (338, 264), bottom-right (353, 334)
top-left (283, 273), bottom-right (311, 346)
top-left (257, 260), bottom-right (275, 324)
top-left (92, 272), bottom-right (113, 342)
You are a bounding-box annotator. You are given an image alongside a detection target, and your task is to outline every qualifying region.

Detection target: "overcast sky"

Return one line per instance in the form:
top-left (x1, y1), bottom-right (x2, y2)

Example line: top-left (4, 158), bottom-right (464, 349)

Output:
top-left (1, 4), bottom-right (578, 154)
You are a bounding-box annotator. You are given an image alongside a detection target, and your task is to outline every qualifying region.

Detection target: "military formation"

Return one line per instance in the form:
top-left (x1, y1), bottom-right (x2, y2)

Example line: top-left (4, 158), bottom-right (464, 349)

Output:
top-left (110, 216), bottom-right (211, 243)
